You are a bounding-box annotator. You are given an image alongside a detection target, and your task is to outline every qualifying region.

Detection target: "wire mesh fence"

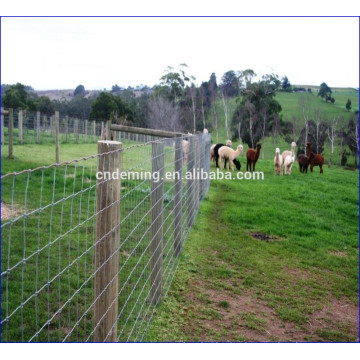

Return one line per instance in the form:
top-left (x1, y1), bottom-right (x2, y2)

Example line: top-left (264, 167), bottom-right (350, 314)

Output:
top-left (1, 109), bottom-right (169, 147)
top-left (1, 132), bottom-right (211, 342)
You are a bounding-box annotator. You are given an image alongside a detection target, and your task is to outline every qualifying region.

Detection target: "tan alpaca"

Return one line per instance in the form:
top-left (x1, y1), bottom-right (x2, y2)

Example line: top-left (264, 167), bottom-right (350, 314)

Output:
top-left (282, 142), bottom-right (296, 168)
top-left (218, 145), bottom-right (243, 171)
top-left (274, 148), bottom-right (283, 175)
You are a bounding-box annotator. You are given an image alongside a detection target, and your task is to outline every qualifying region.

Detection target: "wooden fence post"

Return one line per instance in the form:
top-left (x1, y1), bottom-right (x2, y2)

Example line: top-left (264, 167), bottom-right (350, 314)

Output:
top-left (36, 111), bottom-right (41, 144)
top-left (18, 110), bottom-right (23, 145)
top-left (174, 137), bottom-right (183, 256)
top-left (54, 111), bottom-right (59, 163)
top-left (194, 135), bottom-right (200, 211)
top-left (42, 115), bottom-right (47, 135)
top-left (94, 140), bottom-right (122, 342)
top-left (93, 121), bottom-right (96, 142)
top-left (187, 136), bottom-right (195, 227)
top-left (8, 108), bottom-right (14, 159)
top-left (1, 110), bottom-right (4, 145)
top-left (204, 133), bottom-right (211, 195)
top-left (50, 116), bottom-right (53, 139)
top-left (63, 116), bottom-right (67, 142)
top-left (106, 120), bottom-right (111, 140)
top-left (150, 140), bottom-right (165, 305)
top-left (74, 118), bottom-right (79, 143)
top-left (85, 119), bottom-right (88, 141)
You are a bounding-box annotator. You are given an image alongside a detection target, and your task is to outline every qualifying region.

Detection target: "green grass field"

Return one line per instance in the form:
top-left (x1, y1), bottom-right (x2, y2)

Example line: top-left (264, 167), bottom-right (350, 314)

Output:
top-left (147, 158), bottom-right (359, 342)
top-left (1, 141), bottom-right (188, 342)
top-left (1, 87), bottom-right (358, 342)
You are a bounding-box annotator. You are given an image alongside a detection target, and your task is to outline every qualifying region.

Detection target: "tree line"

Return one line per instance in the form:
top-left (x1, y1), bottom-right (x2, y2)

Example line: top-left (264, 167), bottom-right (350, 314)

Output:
top-left (1, 67), bottom-right (358, 166)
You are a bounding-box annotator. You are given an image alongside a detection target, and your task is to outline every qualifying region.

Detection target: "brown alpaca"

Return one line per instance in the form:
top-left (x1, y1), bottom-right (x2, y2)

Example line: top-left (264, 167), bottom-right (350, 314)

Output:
top-left (246, 144), bottom-right (261, 172)
top-left (298, 153), bottom-right (314, 173)
top-left (306, 142), bottom-right (324, 174)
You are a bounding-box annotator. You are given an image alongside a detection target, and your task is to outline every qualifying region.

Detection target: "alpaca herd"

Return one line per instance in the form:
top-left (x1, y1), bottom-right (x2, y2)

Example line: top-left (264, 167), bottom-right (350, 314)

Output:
top-left (207, 135), bottom-right (325, 177)
top-left (273, 141), bottom-right (325, 175)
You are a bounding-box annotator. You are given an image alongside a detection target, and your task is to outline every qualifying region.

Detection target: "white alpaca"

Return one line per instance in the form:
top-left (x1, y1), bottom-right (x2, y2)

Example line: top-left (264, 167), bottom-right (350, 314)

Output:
top-left (282, 142), bottom-right (296, 166)
top-left (284, 155), bottom-right (295, 175)
top-left (203, 128), bottom-right (208, 134)
top-left (225, 139), bottom-right (232, 147)
top-left (274, 148), bottom-right (283, 175)
top-left (218, 145), bottom-right (243, 171)
top-left (282, 141), bottom-right (296, 175)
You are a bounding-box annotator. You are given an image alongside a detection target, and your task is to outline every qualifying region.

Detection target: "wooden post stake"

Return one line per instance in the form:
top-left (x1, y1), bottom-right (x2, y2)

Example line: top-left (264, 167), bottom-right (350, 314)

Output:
top-left (94, 140), bottom-right (122, 342)
top-left (150, 140), bottom-right (165, 305)
top-left (1, 111), bottom-right (4, 145)
top-left (74, 118), bottom-right (79, 143)
top-left (106, 120), bottom-right (111, 140)
top-left (18, 110), bottom-right (23, 145)
top-left (174, 137), bottom-right (183, 256)
top-left (8, 108), bottom-right (14, 159)
top-left (187, 136), bottom-right (195, 227)
top-left (54, 111), bottom-right (59, 163)
top-left (36, 111), bottom-right (41, 144)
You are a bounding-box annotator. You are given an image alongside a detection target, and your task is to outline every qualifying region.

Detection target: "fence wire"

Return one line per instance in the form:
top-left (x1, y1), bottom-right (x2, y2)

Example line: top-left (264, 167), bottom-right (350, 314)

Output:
top-left (1, 109), bottom-right (171, 147)
top-left (1, 132), bottom-right (211, 342)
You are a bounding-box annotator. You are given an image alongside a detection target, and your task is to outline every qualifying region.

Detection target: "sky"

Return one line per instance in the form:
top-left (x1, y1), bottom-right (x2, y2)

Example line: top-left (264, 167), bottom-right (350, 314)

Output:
top-left (1, 16), bottom-right (359, 90)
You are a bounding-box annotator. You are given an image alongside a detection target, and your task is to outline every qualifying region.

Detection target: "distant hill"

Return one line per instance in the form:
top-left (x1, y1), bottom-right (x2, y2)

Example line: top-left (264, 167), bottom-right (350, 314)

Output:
top-left (31, 89), bottom-right (101, 101)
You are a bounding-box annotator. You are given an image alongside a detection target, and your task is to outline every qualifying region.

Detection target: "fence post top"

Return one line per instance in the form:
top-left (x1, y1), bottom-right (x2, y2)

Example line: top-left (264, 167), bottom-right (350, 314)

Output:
top-left (98, 140), bottom-right (122, 146)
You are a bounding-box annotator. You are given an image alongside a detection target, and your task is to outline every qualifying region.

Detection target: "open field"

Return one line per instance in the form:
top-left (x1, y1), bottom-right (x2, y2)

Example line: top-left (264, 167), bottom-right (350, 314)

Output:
top-left (1, 140), bottom-right (202, 342)
top-left (1, 86), bottom-right (358, 342)
top-left (147, 158), bottom-right (359, 342)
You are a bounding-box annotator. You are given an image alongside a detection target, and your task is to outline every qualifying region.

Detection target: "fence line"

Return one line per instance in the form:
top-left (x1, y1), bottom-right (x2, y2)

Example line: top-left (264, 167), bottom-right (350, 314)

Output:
top-left (1, 132), bottom-right (211, 342)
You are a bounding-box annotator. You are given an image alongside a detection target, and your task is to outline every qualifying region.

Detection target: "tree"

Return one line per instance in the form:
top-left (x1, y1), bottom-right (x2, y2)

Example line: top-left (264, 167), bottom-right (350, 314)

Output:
top-left (220, 89), bottom-right (231, 139)
top-left (347, 114), bottom-right (359, 166)
top-left (346, 99), bottom-right (352, 111)
top-left (159, 63), bottom-right (195, 103)
top-left (326, 116), bottom-right (339, 166)
top-left (271, 113), bottom-right (282, 144)
top-left (148, 95), bottom-right (180, 132)
top-left (36, 96), bottom-right (54, 115)
top-left (111, 84), bottom-right (122, 93)
top-left (220, 70), bottom-right (239, 97)
top-left (89, 92), bottom-right (118, 121)
top-left (208, 73), bottom-right (218, 94)
top-left (308, 120), bottom-right (327, 154)
top-left (2, 83), bottom-right (28, 109)
top-left (318, 82), bottom-right (332, 102)
top-left (238, 69), bottom-right (256, 89)
top-left (298, 93), bottom-right (312, 151)
top-left (281, 76), bottom-right (292, 92)
top-left (233, 73), bottom-right (282, 147)
top-left (74, 84), bottom-right (86, 97)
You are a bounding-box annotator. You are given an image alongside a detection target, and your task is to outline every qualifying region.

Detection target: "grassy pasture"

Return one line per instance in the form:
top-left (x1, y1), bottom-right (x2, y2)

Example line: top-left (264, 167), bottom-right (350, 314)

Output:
top-left (147, 157), bottom-right (359, 342)
top-left (1, 141), bottom-right (189, 342)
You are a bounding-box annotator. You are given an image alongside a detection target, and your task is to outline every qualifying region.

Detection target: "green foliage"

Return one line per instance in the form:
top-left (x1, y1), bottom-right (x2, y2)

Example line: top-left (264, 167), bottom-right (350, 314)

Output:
top-left (159, 64), bottom-right (195, 103)
top-left (281, 76), bottom-right (292, 92)
top-left (232, 74), bottom-right (282, 147)
top-left (2, 83), bottom-right (28, 109)
top-left (220, 70), bottom-right (239, 97)
top-left (318, 82), bottom-right (332, 102)
top-left (89, 92), bottom-right (118, 121)
top-left (346, 98), bottom-right (352, 111)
